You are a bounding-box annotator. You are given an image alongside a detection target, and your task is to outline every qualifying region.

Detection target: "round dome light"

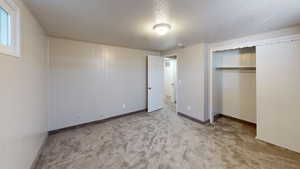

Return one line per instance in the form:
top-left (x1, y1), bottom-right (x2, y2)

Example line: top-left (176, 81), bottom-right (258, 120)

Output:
top-left (153, 23), bottom-right (171, 36)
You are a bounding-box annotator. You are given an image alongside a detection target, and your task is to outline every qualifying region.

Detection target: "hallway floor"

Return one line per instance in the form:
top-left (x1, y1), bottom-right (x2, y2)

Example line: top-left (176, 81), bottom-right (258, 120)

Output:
top-left (35, 105), bottom-right (300, 169)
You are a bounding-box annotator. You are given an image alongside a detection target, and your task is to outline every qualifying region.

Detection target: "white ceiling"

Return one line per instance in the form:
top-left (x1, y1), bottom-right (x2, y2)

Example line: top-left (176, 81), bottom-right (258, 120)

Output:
top-left (23, 0), bottom-right (300, 52)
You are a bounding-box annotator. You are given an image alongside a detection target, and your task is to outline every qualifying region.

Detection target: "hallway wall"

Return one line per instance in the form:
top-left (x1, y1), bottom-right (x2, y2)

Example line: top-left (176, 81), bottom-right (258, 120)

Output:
top-left (162, 44), bottom-right (208, 121)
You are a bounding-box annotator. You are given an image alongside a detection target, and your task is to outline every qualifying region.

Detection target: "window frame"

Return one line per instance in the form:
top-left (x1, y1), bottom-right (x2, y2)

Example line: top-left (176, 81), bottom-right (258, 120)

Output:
top-left (0, 0), bottom-right (20, 57)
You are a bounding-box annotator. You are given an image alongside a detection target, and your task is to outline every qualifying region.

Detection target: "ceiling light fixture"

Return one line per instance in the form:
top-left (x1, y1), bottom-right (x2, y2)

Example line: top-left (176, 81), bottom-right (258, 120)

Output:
top-left (153, 23), bottom-right (171, 36)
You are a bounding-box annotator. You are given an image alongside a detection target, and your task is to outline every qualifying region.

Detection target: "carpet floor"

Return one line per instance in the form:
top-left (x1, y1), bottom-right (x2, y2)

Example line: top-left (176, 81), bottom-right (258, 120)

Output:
top-left (35, 104), bottom-right (300, 169)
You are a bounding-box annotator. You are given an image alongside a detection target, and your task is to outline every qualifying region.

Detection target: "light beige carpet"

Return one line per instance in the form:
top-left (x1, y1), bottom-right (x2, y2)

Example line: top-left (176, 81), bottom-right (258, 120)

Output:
top-left (35, 105), bottom-right (300, 169)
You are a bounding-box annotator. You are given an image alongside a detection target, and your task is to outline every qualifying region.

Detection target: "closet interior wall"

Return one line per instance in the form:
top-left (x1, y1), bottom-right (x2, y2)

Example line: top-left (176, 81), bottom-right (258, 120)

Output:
top-left (213, 47), bottom-right (256, 124)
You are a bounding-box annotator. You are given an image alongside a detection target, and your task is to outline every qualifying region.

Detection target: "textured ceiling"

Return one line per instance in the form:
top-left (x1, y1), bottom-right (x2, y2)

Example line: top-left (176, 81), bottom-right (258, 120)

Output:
top-left (23, 0), bottom-right (300, 51)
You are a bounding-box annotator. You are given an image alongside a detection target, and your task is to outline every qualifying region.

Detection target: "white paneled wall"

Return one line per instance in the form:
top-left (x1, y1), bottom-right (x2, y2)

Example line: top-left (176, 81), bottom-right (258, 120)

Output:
top-left (49, 37), bottom-right (159, 131)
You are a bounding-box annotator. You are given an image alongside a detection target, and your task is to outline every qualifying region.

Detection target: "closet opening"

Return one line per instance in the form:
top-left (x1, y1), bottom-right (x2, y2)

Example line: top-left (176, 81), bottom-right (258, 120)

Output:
top-left (212, 47), bottom-right (257, 131)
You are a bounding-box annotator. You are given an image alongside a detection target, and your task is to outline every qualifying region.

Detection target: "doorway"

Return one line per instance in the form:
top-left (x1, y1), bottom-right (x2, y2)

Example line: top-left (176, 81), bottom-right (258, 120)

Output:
top-left (163, 55), bottom-right (177, 111)
top-left (147, 55), bottom-right (177, 113)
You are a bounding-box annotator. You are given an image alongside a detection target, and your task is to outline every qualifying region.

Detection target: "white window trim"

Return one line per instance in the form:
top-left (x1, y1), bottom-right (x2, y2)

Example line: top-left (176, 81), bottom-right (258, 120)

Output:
top-left (0, 0), bottom-right (20, 57)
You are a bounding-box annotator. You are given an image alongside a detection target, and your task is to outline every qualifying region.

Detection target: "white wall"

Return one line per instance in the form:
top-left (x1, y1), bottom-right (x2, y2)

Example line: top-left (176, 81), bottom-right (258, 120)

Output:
top-left (256, 40), bottom-right (300, 153)
top-left (49, 37), bottom-right (159, 131)
top-left (0, 0), bottom-right (48, 169)
top-left (213, 48), bottom-right (256, 123)
top-left (163, 44), bottom-right (208, 121)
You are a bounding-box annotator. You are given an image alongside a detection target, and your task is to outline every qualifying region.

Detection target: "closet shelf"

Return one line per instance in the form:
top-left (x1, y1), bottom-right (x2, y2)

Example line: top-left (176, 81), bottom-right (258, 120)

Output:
top-left (215, 66), bottom-right (256, 70)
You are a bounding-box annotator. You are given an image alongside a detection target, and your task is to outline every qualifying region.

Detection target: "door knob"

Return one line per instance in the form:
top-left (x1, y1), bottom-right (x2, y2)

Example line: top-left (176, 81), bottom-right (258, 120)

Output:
top-left (148, 87), bottom-right (152, 90)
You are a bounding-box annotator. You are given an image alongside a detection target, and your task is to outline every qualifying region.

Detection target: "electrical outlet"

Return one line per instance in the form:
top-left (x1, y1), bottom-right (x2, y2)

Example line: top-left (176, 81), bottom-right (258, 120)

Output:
top-left (187, 106), bottom-right (191, 111)
top-left (122, 104), bottom-right (126, 109)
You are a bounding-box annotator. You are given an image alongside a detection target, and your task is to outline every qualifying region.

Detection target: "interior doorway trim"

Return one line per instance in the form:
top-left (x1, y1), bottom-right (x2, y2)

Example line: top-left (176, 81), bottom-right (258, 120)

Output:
top-left (208, 34), bottom-right (300, 124)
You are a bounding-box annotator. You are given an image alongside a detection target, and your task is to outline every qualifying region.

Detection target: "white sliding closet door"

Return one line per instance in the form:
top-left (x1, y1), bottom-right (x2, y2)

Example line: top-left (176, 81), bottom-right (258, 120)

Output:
top-left (256, 40), bottom-right (300, 153)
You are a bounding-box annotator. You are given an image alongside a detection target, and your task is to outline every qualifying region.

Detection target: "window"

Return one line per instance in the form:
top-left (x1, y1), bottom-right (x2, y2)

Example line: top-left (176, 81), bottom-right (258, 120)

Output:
top-left (0, 7), bottom-right (11, 46)
top-left (0, 0), bottom-right (20, 57)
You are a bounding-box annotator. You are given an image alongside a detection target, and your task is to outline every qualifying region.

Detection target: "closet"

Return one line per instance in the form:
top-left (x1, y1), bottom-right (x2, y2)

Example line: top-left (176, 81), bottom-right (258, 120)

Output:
top-left (212, 47), bottom-right (256, 124)
top-left (208, 36), bottom-right (300, 153)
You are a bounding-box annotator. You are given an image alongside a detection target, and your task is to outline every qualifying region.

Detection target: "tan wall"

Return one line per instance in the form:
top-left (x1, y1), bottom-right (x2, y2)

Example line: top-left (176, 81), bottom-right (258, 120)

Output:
top-left (49, 37), bottom-right (159, 131)
top-left (0, 0), bottom-right (48, 169)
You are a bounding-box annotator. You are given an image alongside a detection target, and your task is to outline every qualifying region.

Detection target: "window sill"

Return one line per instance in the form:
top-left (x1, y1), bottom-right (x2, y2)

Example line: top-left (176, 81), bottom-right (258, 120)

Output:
top-left (0, 46), bottom-right (20, 57)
